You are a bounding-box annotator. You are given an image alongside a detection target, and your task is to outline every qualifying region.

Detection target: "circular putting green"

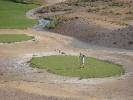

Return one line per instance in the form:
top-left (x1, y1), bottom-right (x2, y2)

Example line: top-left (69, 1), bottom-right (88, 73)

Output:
top-left (0, 34), bottom-right (34, 43)
top-left (30, 55), bottom-right (124, 78)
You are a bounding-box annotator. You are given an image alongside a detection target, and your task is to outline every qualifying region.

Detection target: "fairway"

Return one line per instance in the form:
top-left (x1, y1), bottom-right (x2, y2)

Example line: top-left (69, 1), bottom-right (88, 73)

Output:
top-left (30, 55), bottom-right (124, 78)
top-left (0, 0), bottom-right (37, 29)
top-left (0, 34), bottom-right (33, 43)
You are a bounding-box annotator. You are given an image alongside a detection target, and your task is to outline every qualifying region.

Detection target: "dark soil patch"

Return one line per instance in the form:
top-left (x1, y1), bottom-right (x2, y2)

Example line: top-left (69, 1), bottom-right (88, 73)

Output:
top-left (49, 19), bottom-right (133, 50)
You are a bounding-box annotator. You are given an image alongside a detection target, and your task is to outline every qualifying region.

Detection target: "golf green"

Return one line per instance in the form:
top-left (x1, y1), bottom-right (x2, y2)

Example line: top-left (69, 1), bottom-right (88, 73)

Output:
top-left (30, 55), bottom-right (124, 78)
top-left (0, 34), bottom-right (34, 43)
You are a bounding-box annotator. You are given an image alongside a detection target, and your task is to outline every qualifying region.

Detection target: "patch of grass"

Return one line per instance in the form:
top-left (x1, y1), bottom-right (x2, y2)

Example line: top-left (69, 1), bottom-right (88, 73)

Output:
top-left (30, 55), bottom-right (124, 78)
top-left (0, 0), bottom-right (38, 29)
top-left (0, 34), bottom-right (34, 43)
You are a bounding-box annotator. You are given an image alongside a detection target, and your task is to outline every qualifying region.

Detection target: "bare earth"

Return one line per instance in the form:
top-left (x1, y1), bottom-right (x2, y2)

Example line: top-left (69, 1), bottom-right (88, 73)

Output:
top-left (38, 0), bottom-right (133, 50)
top-left (0, 0), bottom-right (133, 100)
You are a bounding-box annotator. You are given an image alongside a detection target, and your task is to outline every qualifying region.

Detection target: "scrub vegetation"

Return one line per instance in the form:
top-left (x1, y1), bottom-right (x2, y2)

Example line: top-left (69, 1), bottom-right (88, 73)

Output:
top-left (45, 17), bottom-right (64, 29)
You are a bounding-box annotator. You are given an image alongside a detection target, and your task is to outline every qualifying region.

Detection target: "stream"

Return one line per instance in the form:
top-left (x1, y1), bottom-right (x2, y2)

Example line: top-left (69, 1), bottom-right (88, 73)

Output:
top-left (33, 18), bottom-right (50, 31)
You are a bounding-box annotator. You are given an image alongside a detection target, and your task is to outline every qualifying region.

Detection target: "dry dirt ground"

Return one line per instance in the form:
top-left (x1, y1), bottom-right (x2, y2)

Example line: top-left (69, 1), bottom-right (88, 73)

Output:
top-left (0, 29), bottom-right (133, 100)
top-left (0, 0), bottom-right (133, 100)
top-left (38, 0), bottom-right (133, 50)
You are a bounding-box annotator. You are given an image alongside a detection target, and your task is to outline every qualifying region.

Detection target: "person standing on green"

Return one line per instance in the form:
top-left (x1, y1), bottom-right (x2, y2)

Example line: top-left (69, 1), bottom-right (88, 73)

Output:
top-left (79, 53), bottom-right (86, 68)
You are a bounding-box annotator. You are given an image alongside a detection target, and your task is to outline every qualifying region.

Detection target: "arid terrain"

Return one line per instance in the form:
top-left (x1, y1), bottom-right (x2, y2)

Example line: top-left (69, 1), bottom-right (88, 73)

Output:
top-left (0, 0), bottom-right (133, 100)
top-left (37, 0), bottom-right (133, 50)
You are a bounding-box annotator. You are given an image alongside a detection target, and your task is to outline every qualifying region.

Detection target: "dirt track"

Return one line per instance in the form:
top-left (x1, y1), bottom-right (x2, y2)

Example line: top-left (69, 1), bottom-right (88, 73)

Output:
top-left (0, 0), bottom-right (133, 100)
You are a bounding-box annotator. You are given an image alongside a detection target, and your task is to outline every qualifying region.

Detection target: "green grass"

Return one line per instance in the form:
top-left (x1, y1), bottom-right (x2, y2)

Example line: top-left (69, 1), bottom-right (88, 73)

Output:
top-left (30, 55), bottom-right (124, 78)
top-left (0, 0), bottom-right (38, 29)
top-left (0, 34), bottom-right (34, 43)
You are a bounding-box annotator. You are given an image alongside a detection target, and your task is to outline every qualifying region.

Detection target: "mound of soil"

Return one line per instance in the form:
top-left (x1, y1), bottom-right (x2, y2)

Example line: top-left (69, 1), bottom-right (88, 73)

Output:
top-left (50, 19), bottom-right (133, 50)
top-left (51, 19), bottom-right (111, 40)
top-left (94, 25), bottom-right (133, 50)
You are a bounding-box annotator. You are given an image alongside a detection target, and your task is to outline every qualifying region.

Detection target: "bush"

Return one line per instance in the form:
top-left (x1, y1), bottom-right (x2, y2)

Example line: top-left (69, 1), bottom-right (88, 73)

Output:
top-left (45, 17), bottom-right (64, 29)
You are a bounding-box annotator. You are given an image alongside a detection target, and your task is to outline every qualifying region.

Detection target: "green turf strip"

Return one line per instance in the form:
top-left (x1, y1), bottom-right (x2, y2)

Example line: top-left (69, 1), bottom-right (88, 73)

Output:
top-left (30, 55), bottom-right (124, 78)
top-left (0, 0), bottom-right (38, 29)
top-left (0, 34), bottom-right (33, 43)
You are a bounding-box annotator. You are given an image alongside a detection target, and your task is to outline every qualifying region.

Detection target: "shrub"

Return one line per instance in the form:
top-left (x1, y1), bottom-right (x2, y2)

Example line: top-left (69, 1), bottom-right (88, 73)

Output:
top-left (45, 17), bottom-right (64, 29)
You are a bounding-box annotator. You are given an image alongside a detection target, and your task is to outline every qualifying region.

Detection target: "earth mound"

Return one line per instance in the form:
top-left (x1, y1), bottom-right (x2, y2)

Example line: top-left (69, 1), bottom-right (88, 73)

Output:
top-left (51, 19), bottom-right (133, 50)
